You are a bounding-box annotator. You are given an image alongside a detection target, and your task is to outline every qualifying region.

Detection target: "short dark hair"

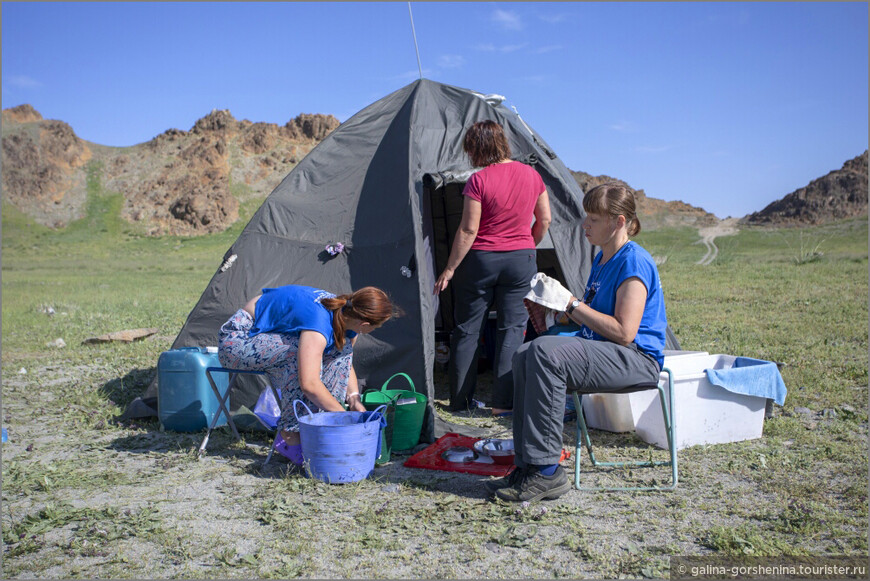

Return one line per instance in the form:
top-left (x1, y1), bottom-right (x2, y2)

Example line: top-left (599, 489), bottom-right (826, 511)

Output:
top-left (463, 120), bottom-right (512, 168)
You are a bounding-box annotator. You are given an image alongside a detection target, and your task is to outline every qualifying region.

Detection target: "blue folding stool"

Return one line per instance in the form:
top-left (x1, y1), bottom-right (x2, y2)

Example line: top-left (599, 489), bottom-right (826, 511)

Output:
top-left (197, 367), bottom-right (281, 465)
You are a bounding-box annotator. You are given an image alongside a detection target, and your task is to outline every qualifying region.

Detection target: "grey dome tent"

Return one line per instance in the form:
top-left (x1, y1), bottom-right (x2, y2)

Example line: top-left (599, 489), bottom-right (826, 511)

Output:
top-left (129, 79), bottom-right (679, 442)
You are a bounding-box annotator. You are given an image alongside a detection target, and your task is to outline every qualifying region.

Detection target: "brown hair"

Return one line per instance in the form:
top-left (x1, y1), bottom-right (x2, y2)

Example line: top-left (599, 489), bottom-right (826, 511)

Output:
top-left (463, 120), bottom-right (512, 168)
top-left (582, 182), bottom-right (642, 237)
top-left (319, 286), bottom-right (400, 350)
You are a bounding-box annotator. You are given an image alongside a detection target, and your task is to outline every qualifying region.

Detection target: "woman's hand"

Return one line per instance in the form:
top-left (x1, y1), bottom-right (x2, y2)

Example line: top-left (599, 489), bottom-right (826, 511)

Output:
top-left (524, 299), bottom-right (551, 335)
top-left (434, 198), bottom-right (481, 295)
top-left (347, 398), bottom-right (366, 412)
top-left (433, 268), bottom-right (454, 294)
top-left (345, 367), bottom-right (364, 412)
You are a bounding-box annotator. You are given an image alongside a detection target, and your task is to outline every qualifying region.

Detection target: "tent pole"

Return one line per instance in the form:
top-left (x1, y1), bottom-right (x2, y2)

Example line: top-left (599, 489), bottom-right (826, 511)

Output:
top-left (408, 2), bottom-right (424, 79)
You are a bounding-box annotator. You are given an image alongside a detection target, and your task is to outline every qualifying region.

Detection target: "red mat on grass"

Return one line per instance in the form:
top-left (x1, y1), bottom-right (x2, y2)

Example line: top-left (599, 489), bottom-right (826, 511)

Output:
top-left (403, 433), bottom-right (515, 477)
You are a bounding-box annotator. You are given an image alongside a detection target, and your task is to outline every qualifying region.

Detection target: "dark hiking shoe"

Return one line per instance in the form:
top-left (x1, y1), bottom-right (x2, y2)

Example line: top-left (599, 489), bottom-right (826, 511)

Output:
top-left (494, 466), bottom-right (572, 502)
top-left (484, 467), bottom-right (526, 495)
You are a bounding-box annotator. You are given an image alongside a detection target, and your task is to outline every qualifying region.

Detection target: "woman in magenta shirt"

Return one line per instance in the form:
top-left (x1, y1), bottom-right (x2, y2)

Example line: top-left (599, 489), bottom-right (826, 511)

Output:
top-left (434, 120), bottom-right (551, 414)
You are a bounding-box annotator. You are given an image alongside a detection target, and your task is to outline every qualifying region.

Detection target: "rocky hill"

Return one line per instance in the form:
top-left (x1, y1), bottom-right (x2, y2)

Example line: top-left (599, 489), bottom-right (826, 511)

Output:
top-left (742, 151), bottom-right (868, 226)
top-left (2, 105), bottom-right (93, 229)
top-left (571, 170), bottom-right (719, 229)
top-left (4, 104), bottom-right (865, 235)
top-left (2, 105), bottom-right (339, 235)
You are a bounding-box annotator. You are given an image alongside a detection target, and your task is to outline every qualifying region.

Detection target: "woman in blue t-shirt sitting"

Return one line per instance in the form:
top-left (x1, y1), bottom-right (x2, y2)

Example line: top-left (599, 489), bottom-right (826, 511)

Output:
top-left (218, 285), bottom-right (397, 466)
top-left (489, 182), bottom-right (668, 502)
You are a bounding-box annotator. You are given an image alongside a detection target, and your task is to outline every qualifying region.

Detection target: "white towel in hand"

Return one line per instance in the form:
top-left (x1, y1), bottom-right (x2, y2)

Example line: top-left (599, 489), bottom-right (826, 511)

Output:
top-left (524, 273), bottom-right (572, 311)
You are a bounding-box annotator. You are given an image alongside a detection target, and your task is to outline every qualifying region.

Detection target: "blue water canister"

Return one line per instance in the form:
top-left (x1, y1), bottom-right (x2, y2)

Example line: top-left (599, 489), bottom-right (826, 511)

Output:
top-left (158, 347), bottom-right (229, 432)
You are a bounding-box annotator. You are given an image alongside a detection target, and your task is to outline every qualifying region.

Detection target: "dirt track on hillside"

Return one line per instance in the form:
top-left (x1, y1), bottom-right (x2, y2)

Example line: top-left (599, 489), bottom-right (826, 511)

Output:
top-left (695, 218), bottom-right (739, 265)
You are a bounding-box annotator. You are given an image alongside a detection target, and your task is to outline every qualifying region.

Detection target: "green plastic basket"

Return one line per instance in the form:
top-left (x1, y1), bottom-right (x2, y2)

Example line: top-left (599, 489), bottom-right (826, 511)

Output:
top-left (361, 372), bottom-right (426, 451)
top-left (362, 401), bottom-right (395, 464)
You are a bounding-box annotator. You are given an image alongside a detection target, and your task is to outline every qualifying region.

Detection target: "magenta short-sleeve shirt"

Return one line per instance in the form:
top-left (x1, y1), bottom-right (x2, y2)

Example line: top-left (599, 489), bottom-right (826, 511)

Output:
top-left (462, 161), bottom-right (545, 251)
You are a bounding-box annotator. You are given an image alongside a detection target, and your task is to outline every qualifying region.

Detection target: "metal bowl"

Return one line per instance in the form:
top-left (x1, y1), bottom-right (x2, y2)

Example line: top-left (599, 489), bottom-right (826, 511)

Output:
top-left (441, 446), bottom-right (477, 463)
top-left (473, 438), bottom-right (515, 465)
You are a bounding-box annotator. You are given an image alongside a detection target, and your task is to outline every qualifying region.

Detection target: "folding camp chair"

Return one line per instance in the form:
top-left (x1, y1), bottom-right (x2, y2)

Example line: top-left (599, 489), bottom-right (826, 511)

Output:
top-left (571, 367), bottom-right (677, 491)
top-left (197, 367), bottom-right (281, 464)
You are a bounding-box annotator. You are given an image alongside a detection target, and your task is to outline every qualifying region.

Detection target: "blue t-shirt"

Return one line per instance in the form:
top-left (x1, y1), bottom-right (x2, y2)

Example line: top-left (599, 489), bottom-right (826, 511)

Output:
top-left (248, 285), bottom-right (356, 352)
top-left (551, 242), bottom-right (667, 368)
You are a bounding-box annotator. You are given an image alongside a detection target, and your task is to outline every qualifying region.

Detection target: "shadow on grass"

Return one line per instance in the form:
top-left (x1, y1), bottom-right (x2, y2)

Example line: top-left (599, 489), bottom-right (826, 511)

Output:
top-left (100, 366), bottom-right (157, 411)
top-left (105, 422), bottom-right (288, 479)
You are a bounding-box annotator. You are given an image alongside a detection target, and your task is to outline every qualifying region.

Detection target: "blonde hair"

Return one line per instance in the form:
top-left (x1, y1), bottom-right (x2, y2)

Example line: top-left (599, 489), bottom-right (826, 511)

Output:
top-left (319, 286), bottom-right (399, 350)
top-left (583, 182), bottom-right (642, 237)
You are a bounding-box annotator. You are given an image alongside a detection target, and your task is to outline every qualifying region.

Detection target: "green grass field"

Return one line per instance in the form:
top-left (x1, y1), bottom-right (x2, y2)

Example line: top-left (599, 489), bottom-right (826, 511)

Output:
top-left (637, 221), bottom-right (868, 413)
top-left (2, 190), bottom-right (867, 578)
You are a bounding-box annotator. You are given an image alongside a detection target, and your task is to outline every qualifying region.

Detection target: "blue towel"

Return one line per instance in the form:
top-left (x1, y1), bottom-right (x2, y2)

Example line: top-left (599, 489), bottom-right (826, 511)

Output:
top-left (543, 323), bottom-right (583, 337)
top-left (705, 357), bottom-right (787, 406)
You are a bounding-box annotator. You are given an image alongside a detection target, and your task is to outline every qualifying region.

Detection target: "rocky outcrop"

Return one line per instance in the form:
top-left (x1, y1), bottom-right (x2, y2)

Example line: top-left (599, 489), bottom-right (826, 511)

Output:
top-left (284, 113), bottom-right (339, 141)
top-left (742, 151), bottom-right (868, 226)
top-left (1, 116), bottom-right (92, 228)
top-left (2, 103), bottom-right (43, 124)
top-left (2, 105), bottom-right (339, 235)
top-left (571, 171), bottom-right (718, 229)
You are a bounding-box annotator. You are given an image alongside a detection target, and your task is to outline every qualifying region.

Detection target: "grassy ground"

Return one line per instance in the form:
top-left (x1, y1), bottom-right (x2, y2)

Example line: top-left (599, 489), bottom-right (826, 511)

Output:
top-left (2, 193), bottom-right (867, 578)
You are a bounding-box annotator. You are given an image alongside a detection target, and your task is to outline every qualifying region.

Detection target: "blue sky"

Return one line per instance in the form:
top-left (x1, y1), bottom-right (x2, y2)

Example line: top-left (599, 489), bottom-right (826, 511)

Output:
top-left (2, 2), bottom-right (867, 218)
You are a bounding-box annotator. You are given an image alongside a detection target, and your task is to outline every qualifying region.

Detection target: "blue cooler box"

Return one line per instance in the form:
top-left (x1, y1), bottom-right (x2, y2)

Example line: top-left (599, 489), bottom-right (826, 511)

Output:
top-left (158, 347), bottom-right (229, 432)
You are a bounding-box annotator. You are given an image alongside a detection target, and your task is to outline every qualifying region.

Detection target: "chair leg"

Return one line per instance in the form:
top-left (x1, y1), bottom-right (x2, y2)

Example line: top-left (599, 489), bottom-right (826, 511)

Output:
top-left (263, 436), bottom-right (278, 466)
top-left (222, 374), bottom-right (242, 441)
top-left (198, 369), bottom-right (242, 457)
top-left (661, 368), bottom-right (678, 488)
top-left (572, 368), bottom-right (677, 491)
top-left (574, 392), bottom-right (582, 489)
top-left (262, 384), bottom-right (284, 466)
top-left (573, 391), bottom-right (600, 489)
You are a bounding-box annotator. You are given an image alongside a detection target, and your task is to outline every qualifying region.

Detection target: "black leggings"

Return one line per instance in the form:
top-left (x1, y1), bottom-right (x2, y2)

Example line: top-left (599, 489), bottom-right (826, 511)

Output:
top-left (448, 248), bottom-right (536, 410)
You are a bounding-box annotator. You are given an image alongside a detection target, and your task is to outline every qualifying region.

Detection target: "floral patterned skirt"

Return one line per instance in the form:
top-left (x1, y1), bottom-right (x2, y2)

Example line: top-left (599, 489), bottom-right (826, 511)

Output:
top-left (217, 309), bottom-right (353, 433)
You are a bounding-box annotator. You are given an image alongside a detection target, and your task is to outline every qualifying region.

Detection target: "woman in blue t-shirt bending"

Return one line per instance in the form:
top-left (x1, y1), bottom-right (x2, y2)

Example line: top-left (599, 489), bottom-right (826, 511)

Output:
top-left (489, 182), bottom-right (668, 502)
top-left (218, 285), bottom-right (397, 465)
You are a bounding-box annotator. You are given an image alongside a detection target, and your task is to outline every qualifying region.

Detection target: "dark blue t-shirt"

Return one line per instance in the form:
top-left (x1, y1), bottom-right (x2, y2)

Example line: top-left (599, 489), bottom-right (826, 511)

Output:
top-left (248, 285), bottom-right (355, 352)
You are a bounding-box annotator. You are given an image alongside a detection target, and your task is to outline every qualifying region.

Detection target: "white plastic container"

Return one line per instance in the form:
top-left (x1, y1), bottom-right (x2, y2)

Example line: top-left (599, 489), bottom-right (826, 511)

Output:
top-left (632, 354), bottom-right (768, 450)
top-left (579, 350), bottom-right (709, 433)
top-left (580, 393), bottom-right (636, 432)
top-left (662, 350), bottom-right (712, 362)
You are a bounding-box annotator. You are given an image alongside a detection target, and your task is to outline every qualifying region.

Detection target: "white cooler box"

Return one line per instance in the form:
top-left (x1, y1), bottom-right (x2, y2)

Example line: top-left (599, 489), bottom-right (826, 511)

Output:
top-left (581, 351), bottom-right (771, 450)
top-left (632, 353), bottom-right (769, 450)
top-left (581, 350), bottom-right (709, 433)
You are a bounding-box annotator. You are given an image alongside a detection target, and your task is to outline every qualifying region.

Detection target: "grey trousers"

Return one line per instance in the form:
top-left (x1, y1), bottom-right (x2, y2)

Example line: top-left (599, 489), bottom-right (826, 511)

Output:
top-left (511, 335), bottom-right (660, 467)
top-left (449, 248), bottom-right (536, 411)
